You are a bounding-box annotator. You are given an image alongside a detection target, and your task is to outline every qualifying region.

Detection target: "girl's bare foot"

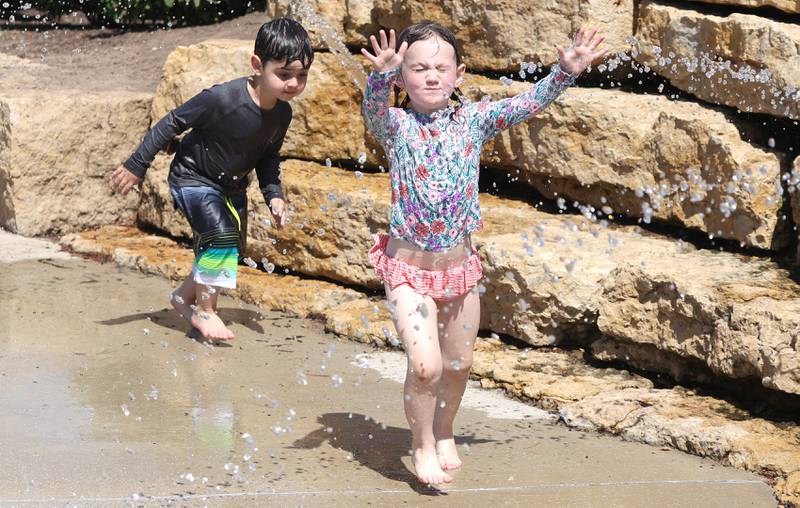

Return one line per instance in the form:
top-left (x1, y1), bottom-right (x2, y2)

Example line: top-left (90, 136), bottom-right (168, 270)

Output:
top-left (169, 291), bottom-right (193, 324)
top-left (190, 309), bottom-right (235, 340)
top-left (435, 438), bottom-right (462, 471)
top-left (412, 448), bottom-right (453, 485)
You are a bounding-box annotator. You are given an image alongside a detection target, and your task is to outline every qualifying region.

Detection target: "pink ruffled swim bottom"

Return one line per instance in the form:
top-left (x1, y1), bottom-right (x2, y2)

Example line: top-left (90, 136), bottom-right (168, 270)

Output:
top-left (367, 233), bottom-right (483, 301)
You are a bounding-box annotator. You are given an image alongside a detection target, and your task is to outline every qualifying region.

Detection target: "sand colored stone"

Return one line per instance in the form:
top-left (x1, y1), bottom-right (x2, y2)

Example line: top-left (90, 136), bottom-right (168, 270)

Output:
top-left (370, 0), bottom-right (633, 73)
top-left (634, 0), bottom-right (800, 120)
top-left (60, 225), bottom-right (364, 319)
top-left (471, 344), bottom-right (653, 411)
top-left (465, 76), bottom-right (785, 249)
top-left (597, 254), bottom-right (800, 396)
top-left (0, 91), bottom-right (151, 236)
top-left (686, 0), bottom-right (800, 13)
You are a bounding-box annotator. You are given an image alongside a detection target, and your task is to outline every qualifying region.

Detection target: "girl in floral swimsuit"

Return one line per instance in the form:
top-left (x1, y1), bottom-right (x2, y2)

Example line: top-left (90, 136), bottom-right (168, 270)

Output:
top-left (361, 22), bottom-right (607, 485)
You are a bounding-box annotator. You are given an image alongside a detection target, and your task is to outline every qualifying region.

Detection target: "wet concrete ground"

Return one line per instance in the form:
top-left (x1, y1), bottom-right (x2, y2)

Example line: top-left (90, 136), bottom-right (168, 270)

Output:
top-left (0, 233), bottom-right (779, 506)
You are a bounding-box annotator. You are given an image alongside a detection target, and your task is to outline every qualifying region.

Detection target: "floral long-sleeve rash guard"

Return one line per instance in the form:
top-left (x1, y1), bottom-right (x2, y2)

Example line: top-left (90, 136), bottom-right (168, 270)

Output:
top-left (362, 64), bottom-right (576, 252)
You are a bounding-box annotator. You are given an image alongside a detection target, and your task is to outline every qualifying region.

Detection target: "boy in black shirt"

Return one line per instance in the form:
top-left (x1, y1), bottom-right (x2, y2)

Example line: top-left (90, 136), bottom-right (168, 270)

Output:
top-left (111, 18), bottom-right (313, 341)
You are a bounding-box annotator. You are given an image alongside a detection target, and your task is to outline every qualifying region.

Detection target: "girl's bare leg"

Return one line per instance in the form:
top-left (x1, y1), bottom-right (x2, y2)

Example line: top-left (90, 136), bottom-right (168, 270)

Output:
top-left (434, 287), bottom-right (480, 470)
top-left (386, 283), bottom-right (453, 485)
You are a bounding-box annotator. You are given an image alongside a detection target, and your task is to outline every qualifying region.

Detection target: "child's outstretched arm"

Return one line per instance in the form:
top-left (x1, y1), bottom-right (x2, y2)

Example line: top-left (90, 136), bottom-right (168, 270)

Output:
top-left (360, 29), bottom-right (408, 146)
top-left (110, 89), bottom-right (219, 195)
top-left (472, 27), bottom-right (608, 142)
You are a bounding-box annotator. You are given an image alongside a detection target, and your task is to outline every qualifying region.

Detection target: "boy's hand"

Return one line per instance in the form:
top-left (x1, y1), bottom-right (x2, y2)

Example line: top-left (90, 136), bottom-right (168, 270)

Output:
top-left (361, 29), bottom-right (408, 73)
top-left (269, 198), bottom-right (287, 229)
top-left (110, 164), bottom-right (142, 196)
top-left (556, 27), bottom-right (608, 77)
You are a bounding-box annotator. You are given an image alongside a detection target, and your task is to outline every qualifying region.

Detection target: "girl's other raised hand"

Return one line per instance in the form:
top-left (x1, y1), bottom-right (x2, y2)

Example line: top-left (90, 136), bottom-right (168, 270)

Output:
top-left (556, 27), bottom-right (608, 77)
top-left (361, 29), bottom-right (408, 73)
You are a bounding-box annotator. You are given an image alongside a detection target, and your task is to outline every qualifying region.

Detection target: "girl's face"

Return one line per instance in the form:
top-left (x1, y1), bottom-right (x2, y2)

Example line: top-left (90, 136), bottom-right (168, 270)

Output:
top-left (398, 35), bottom-right (466, 115)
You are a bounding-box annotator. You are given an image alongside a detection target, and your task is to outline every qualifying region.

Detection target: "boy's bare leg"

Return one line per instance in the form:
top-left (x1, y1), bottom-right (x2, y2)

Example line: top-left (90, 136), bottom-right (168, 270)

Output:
top-left (386, 284), bottom-right (453, 485)
top-left (190, 282), bottom-right (235, 340)
top-left (170, 274), bottom-right (196, 324)
top-left (433, 287), bottom-right (480, 471)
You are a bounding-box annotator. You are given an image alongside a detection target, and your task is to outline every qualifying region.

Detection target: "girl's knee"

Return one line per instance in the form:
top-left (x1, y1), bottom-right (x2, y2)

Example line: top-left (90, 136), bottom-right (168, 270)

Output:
top-left (409, 362), bottom-right (442, 385)
top-left (443, 357), bottom-right (472, 374)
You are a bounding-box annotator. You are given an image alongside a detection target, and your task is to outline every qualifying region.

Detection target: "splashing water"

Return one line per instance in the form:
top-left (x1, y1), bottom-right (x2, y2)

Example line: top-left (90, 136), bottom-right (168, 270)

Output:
top-left (289, 0), bottom-right (367, 89)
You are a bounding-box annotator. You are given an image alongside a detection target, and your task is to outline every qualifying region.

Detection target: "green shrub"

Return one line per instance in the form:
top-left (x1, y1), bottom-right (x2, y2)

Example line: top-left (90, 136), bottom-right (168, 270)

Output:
top-left (31, 0), bottom-right (261, 26)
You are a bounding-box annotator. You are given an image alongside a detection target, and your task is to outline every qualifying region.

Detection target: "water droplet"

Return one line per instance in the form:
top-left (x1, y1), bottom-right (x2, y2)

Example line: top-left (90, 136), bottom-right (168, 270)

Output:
top-left (142, 328), bottom-right (150, 336)
top-left (243, 257), bottom-right (257, 268)
top-left (357, 152), bottom-right (367, 164)
top-left (121, 404), bottom-right (130, 417)
top-left (325, 157), bottom-right (332, 167)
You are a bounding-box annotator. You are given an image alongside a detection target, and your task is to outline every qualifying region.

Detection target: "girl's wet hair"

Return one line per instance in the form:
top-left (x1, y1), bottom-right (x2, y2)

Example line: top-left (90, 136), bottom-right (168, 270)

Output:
top-left (254, 18), bottom-right (314, 69)
top-left (395, 21), bottom-right (465, 110)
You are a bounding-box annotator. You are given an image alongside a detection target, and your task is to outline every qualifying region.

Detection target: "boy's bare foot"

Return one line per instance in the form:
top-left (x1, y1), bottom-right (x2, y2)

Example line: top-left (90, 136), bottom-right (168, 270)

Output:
top-left (435, 438), bottom-right (462, 471)
top-left (412, 448), bottom-right (452, 485)
top-left (169, 291), bottom-right (193, 324)
top-left (190, 309), bottom-right (235, 340)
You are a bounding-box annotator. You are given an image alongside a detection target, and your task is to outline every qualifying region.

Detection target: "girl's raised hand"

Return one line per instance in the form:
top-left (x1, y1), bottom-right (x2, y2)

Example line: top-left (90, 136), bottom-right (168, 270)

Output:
top-left (361, 29), bottom-right (408, 73)
top-left (556, 27), bottom-right (608, 77)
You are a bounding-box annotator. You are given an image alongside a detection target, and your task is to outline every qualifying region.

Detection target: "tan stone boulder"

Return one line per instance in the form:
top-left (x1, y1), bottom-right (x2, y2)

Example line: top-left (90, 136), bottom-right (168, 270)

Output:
top-left (150, 40), bottom-right (375, 165)
top-left (0, 91), bottom-right (151, 236)
top-left (265, 0), bottom-right (375, 48)
top-left (464, 76), bottom-right (785, 249)
top-left (475, 217), bottom-right (690, 345)
top-left (60, 225), bottom-right (365, 319)
top-left (634, 0), bottom-right (800, 120)
top-left (472, 346), bottom-right (652, 411)
top-left (322, 297), bottom-right (397, 347)
top-left (559, 388), bottom-right (800, 507)
top-left (371, 0), bottom-right (634, 73)
top-left (687, 0), bottom-right (800, 13)
top-left (596, 253), bottom-right (800, 395)
top-left (245, 159), bottom-right (390, 287)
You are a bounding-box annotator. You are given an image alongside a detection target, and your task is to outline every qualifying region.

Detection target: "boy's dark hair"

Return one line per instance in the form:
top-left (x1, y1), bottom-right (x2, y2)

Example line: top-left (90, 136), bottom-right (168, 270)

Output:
top-left (395, 21), bottom-right (465, 109)
top-left (254, 18), bottom-right (314, 69)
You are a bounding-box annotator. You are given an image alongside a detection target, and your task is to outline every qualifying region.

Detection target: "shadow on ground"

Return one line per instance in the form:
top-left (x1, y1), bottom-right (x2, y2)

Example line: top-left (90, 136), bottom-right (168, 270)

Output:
top-left (292, 412), bottom-right (496, 496)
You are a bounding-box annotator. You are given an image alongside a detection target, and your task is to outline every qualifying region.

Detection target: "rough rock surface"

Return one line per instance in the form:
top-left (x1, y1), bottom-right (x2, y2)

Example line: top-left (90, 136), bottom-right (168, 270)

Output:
top-left (60, 225), bottom-right (364, 318)
top-left (465, 76), bottom-right (785, 249)
top-left (0, 91), bottom-right (151, 236)
top-left (371, 0), bottom-right (634, 72)
top-left (687, 0), bottom-right (800, 13)
top-left (597, 254), bottom-right (800, 396)
top-left (634, 0), bottom-right (800, 120)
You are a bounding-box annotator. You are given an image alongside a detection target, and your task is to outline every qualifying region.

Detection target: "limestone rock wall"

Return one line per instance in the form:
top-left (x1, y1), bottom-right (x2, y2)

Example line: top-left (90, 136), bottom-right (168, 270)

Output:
top-left (634, 0), bottom-right (800, 120)
top-left (0, 91), bottom-right (151, 236)
top-left (466, 77), bottom-right (785, 249)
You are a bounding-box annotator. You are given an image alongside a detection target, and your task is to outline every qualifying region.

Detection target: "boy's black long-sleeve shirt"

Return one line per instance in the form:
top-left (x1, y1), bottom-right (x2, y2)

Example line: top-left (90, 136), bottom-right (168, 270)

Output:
top-left (123, 77), bottom-right (290, 203)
